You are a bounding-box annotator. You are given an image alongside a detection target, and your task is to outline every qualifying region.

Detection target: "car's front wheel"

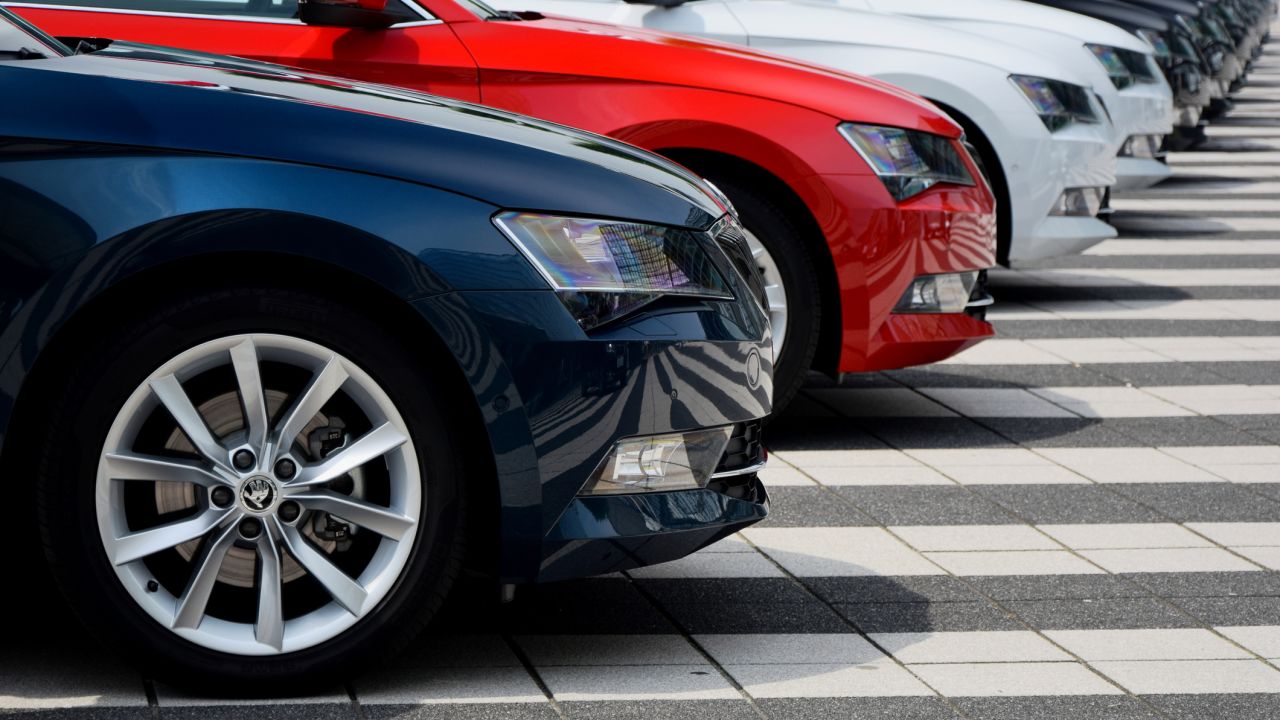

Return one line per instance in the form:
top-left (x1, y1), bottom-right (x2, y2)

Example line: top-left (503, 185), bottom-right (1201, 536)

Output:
top-left (37, 285), bottom-right (466, 691)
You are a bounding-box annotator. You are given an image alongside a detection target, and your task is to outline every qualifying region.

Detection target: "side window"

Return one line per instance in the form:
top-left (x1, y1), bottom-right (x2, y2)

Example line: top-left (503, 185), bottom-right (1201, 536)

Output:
top-left (17, 0), bottom-right (421, 21)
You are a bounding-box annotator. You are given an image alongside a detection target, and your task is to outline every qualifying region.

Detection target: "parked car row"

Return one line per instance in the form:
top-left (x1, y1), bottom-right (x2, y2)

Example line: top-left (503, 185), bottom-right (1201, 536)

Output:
top-left (0, 0), bottom-right (1273, 692)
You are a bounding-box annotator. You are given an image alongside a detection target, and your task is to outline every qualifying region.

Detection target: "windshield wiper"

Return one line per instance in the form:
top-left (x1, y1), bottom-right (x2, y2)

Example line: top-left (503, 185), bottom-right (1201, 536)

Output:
top-left (0, 47), bottom-right (47, 60)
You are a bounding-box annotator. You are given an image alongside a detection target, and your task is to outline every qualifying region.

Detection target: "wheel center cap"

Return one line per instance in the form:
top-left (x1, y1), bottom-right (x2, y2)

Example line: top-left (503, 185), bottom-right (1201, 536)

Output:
top-left (240, 476), bottom-right (278, 513)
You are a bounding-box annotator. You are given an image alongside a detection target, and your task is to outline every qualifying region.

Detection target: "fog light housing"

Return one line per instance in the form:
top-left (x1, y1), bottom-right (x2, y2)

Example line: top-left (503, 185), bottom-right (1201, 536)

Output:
top-left (1051, 187), bottom-right (1106, 217)
top-left (1120, 134), bottom-right (1164, 159)
top-left (580, 427), bottom-right (732, 496)
top-left (894, 272), bottom-right (979, 314)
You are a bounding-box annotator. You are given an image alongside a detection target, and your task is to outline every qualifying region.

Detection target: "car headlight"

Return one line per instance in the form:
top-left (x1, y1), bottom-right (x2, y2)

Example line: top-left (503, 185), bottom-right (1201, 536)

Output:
top-left (1137, 28), bottom-right (1173, 60)
top-left (837, 123), bottom-right (975, 202)
top-left (1010, 75), bottom-right (1101, 132)
top-left (1086, 44), bottom-right (1136, 89)
top-left (494, 212), bottom-right (734, 330)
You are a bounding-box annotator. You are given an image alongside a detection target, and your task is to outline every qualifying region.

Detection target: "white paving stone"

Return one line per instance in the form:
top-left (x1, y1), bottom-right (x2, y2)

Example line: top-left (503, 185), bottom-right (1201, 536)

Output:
top-left (1078, 548), bottom-right (1262, 574)
top-left (772, 449), bottom-right (920, 468)
top-left (906, 449), bottom-right (1056, 467)
top-left (941, 465), bottom-right (1090, 485)
top-left (806, 465), bottom-right (955, 486)
top-left (1092, 659), bottom-right (1280, 694)
top-left (1036, 448), bottom-right (1219, 484)
top-left (757, 465), bottom-right (817, 486)
top-left (1185, 523), bottom-right (1280, 547)
top-left (1143, 385), bottom-right (1280, 416)
top-left (1085, 240), bottom-right (1280, 256)
top-left (891, 525), bottom-right (1060, 552)
top-left (917, 388), bottom-right (1078, 418)
top-left (743, 527), bottom-right (944, 577)
top-left (357, 666), bottom-right (545, 705)
top-left (537, 665), bottom-right (739, 701)
top-left (923, 551), bottom-right (1103, 577)
top-left (1038, 523), bottom-right (1212, 550)
top-left (1161, 446), bottom-right (1280, 466)
top-left (517, 635), bottom-right (707, 667)
top-left (872, 631), bottom-right (1070, 664)
top-left (1233, 546), bottom-right (1280, 570)
top-left (990, 299), bottom-right (1280, 322)
top-left (1029, 387), bottom-right (1194, 419)
top-left (627, 549), bottom-right (784, 579)
top-left (1216, 626), bottom-right (1280, 659)
top-left (724, 659), bottom-right (933, 698)
top-left (696, 634), bottom-right (883, 665)
top-left (1044, 629), bottom-right (1253, 661)
top-left (909, 662), bottom-right (1121, 697)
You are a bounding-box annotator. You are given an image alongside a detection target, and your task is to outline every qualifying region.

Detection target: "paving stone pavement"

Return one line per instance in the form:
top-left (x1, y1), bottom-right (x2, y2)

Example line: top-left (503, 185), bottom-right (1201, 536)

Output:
top-left (8, 20), bottom-right (1280, 720)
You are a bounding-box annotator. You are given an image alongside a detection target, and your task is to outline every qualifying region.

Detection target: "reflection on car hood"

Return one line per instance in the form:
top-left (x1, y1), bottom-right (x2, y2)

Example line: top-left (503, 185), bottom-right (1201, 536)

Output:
top-left (2, 42), bottom-right (723, 228)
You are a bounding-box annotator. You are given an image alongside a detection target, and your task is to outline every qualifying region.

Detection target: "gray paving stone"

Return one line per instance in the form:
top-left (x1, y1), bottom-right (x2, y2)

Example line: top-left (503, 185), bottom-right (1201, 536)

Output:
top-left (4, 711), bottom-right (152, 720)
top-left (856, 418), bottom-right (1015, 449)
top-left (970, 486), bottom-right (1165, 524)
top-left (1003, 598), bottom-right (1199, 630)
top-left (364, 704), bottom-right (557, 720)
top-left (1141, 692), bottom-right (1280, 719)
top-left (805, 576), bottom-right (982, 605)
top-left (834, 602), bottom-right (1020, 633)
top-left (834, 487), bottom-right (1017, 526)
top-left (952, 696), bottom-right (1159, 720)
top-left (756, 697), bottom-right (961, 719)
top-left (495, 581), bottom-right (675, 635)
top-left (1108, 483), bottom-right (1280, 522)
top-left (967, 575), bottom-right (1154, 602)
top-left (979, 419), bottom-right (1139, 448)
top-left (1123, 572), bottom-right (1280, 598)
top-left (1213, 414), bottom-right (1280, 444)
top-left (1171, 596), bottom-right (1280, 626)
top-left (1085, 418), bottom-right (1261, 447)
top-left (660, 601), bottom-right (851, 635)
top-left (160, 706), bottom-right (352, 720)
top-left (561, 700), bottom-right (757, 719)
top-left (635, 578), bottom-right (815, 606)
top-left (884, 365), bottom-right (1116, 389)
top-left (757, 487), bottom-right (877, 527)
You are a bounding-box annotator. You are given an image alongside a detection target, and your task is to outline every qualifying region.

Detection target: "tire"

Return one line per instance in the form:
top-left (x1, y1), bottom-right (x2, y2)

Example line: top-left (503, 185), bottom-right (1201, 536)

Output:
top-left (36, 284), bottom-right (466, 693)
top-left (703, 174), bottom-right (823, 416)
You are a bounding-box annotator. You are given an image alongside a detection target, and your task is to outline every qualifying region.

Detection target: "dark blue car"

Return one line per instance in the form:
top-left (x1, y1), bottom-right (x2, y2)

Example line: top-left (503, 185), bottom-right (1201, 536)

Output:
top-left (0, 8), bottom-right (771, 688)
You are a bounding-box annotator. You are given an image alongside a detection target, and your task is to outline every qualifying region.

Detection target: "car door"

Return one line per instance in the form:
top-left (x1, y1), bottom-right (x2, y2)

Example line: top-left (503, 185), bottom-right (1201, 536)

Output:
top-left (479, 0), bottom-right (749, 44)
top-left (9, 0), bottom-right (481, 100)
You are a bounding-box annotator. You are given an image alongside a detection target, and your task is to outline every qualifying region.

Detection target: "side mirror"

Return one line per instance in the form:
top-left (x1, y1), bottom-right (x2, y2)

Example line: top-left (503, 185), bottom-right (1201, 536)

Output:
top-left (298, 0), bottom-right (410, 29)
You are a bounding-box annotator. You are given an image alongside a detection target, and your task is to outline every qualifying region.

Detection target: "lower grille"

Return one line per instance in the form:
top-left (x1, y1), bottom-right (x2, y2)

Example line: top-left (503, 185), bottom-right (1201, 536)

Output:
top-left (714, 420), bottom-right (764, 476)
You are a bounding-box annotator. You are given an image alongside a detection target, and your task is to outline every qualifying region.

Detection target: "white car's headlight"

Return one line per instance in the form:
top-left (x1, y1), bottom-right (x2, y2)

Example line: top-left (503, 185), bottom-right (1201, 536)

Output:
top-left (837, 123), bottom-right (976, 202)
top-left (1086, 44), bottom-right (1136, 89)
top-left (1137, 28), bottom-right (1173, 61)
top-left (494, 212), bottom-right (734, 330)
top-left (1010, 75), bottom-right (1101, 132)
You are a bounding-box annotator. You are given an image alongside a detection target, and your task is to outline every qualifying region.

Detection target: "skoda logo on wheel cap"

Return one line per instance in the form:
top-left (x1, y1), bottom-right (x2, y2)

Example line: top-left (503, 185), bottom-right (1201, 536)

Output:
top-left (241, 477), bottom-right (277, 512)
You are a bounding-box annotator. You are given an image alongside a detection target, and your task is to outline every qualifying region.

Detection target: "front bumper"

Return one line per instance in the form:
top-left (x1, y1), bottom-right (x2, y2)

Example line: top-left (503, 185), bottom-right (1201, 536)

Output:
top-left (1115, 156), bottom-right (1174, 192)
top-left (815, 174), bottom-right (997, 373)
top-left (413, 283), bottom-right (773, 584)
top-left (540, 471), bottom-right (769, 581)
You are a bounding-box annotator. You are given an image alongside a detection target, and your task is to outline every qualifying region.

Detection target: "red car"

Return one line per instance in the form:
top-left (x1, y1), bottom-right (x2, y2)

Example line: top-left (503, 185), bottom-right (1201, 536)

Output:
top-left (15, 0), bottom-right (997, 409)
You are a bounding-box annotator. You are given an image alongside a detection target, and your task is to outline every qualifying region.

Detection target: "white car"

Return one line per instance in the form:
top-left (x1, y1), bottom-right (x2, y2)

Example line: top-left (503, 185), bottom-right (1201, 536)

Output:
top-left (844, 0), bottom-right (1174, 192)
top-left (492, 0), bottom-right (1120, 263)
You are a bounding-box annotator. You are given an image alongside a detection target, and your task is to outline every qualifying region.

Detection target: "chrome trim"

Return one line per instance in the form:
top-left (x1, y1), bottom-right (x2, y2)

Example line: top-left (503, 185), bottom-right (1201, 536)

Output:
top-left (3, 2), bottom-right (441, 27)
top-left (965, 294), bottom-right (996, 309)
top-left (711, 459), bottom-right (767, 480)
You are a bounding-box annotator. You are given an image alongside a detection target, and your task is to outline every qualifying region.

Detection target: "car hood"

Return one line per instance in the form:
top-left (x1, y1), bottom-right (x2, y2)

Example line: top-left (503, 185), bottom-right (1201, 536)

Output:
top-left (3, 42), bottom-right (725, 228)
top-left (725, 0), bottom-right (1095, 85)
top-left (1027, 0), bottom-right (1170, 32)
top-left (855, 0), bottom-right (1152, 52)
top-left (488, 13), bottom-right (959, 135)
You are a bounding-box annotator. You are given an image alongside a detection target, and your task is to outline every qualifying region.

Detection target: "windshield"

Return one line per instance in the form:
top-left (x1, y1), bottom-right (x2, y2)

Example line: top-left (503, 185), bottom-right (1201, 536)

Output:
top-left (0, 6), bottom-right (72, 57)
top-left (449, 0), bottom-right (499, 18)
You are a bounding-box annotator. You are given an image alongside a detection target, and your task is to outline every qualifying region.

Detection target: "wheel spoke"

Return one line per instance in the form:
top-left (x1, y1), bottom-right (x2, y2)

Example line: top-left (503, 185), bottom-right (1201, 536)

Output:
top-left (279, 523), bottom-right (367, 616)
top-left (151, 374), bottom-right (229, 470)
top-left (292, 490), bottom-right (414, 541)
top-left (284, 423), bottom-right (407, 490)
top-left (274, 356), bottom-right (348, 458)
top-left (111, 508), bottom-right (234, 566)
top-left (255, 526), bottom-right (285, 651)
top-left (173, 521), bottom-right (239, 630)
top-left (231, 339), bottom-right (269, 454)
top-left (103, 452), bottom-right (231, 488)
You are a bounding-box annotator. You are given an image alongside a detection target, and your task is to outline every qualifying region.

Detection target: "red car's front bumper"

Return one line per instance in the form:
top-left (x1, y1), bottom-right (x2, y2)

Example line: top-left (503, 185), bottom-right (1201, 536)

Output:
top-left (808, 173), bottom-right (997, 374)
